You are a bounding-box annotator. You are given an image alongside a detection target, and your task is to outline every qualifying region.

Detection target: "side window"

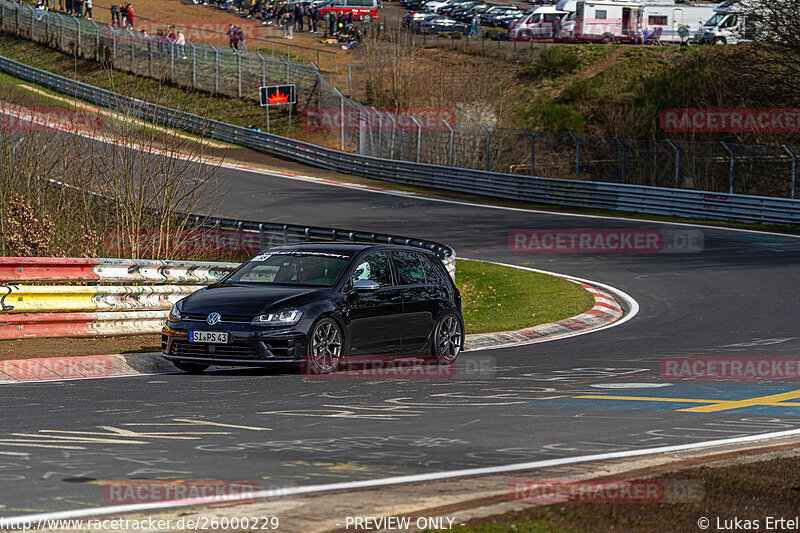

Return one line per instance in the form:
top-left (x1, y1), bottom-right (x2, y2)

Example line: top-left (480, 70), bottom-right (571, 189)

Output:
top-left (350, 252), bottom-right (393, 287)
top-left (595, 9), bottom-right (607, 19)
top-left (392, 251), bottom-right (426, 285)
top-left (419, 254), bottom-right (441, 285)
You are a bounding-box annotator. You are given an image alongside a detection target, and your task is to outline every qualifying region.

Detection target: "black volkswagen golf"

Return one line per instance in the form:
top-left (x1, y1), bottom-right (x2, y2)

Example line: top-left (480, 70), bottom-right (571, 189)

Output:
top-left (162, 243), bottom-right (464, 374)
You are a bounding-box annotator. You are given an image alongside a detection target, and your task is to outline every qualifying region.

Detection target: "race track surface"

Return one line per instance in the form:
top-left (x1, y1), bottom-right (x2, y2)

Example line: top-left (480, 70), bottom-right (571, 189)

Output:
top-left (2, 163), bottom-right (800, 517)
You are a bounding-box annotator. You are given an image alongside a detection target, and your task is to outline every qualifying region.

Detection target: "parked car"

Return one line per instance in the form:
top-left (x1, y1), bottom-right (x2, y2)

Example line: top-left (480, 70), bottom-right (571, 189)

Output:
top-left (509, 5), bottom-right (566, 40)
top-left (454, 3), bottom-right (492, 22)
top-left (403, 10), bottom-right (439, 29)
top-left (439, 0), bottom-right (479, 16)
top-left (162, 243), bottom-right (464, 374)
top-left (421, 15), bottom-right (472, 33)
top-left (480, 6), bottom-right (521, 26)
top-left (492, 12), bottom-right (524, 28)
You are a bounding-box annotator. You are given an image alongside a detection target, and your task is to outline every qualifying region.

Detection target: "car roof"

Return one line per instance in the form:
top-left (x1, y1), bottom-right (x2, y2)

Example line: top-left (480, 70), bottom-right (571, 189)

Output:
top-left (261, 242), bottom-right (439, 256)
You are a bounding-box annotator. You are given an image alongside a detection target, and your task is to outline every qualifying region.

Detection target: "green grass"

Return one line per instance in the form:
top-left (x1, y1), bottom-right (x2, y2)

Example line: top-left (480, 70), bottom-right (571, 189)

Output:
top-left (0, 34), bottom-right (306, 135)
top-left (456, 259), bottom-right (593, 335)
top-left (428, 516), bottom-right (585, 533)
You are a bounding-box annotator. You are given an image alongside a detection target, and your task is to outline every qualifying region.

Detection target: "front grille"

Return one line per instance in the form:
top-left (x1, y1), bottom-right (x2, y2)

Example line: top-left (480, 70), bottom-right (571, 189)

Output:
top-left (182, 312), bottom-right (253, 324)
top-left (168, 339), bottom-right (260, 359)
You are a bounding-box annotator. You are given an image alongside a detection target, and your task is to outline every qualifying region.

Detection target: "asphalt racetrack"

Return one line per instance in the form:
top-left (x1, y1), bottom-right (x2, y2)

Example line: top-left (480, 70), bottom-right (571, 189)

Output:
top-left (2, 161), bottom-right (800, 518)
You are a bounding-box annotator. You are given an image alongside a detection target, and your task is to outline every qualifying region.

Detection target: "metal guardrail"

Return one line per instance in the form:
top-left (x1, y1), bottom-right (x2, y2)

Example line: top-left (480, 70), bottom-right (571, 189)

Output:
top-left (0, 54), bottom-right (799, 225)
top-left (0, 222), bottom-right (457, 339)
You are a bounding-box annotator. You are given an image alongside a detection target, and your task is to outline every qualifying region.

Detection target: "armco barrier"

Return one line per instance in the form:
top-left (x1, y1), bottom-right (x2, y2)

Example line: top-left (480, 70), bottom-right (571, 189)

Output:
top-left (0, 56), bottom-right (797, 225)
top-left (0, 221), bottom-right (456, 339)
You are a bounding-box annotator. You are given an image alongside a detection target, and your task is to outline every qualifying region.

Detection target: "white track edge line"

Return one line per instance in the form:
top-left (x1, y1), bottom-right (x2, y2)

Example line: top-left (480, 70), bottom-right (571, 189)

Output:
top-left (5, 427), bottom-right (800, 527)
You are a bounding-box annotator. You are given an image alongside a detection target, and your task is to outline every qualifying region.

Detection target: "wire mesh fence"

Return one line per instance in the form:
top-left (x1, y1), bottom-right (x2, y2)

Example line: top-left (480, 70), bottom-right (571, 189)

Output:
top-left (2, 0), bottom-right (798, 200)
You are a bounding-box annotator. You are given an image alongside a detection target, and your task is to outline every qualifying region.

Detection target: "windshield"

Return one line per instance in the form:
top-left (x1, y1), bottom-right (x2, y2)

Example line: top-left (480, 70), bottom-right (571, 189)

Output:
top-left (225, 251), bottom-right (351, 287)
top-left (706, 13), bottom-right (725, 26)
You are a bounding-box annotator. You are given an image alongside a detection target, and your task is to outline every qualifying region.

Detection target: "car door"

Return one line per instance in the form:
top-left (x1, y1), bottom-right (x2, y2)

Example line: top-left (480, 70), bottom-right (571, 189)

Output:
top-left (344, 251), bottom-right (404, 355)
top-left (391, 250), bottom-right (439, 354)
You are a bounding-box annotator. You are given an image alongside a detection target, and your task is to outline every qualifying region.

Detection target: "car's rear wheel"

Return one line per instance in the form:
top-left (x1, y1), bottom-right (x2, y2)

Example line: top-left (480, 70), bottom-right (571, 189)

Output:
top-left (306, 318), bottom-right (343, 374)
top-left (431, 313), bottom-right (463, 364)
top-left (172, 361), bottom-right (210, 374)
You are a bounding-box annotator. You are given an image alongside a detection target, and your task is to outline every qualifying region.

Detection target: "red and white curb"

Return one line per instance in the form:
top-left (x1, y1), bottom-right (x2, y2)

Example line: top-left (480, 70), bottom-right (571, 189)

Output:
top-left (465, 272), bottom-right (626, 351)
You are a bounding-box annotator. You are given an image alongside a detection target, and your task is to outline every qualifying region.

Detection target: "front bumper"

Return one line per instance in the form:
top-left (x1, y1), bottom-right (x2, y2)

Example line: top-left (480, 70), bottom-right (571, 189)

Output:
top-left (161, 321), bottom-right (308, 366)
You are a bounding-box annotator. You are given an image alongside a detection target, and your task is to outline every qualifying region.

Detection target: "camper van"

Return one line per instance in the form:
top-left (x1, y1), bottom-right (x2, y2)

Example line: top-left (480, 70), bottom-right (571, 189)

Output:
top-left (697, 0), bottom-right (765, 45)
top-left (641, 3), bottom-right (716, 44)
top-left (509, 5), bottom-right (568, 41)
top-left (564, 0), bottom-right (643, 43)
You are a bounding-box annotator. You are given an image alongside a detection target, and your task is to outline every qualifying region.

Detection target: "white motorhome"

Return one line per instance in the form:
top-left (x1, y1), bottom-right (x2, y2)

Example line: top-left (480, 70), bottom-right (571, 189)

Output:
top-left (509, 5), bottom-right (568, 41)
top-left (698, 0), bottom-right (765, 45)
top-left (562, 0), bottom-right (643, 43)
top-left (641, 4), bottom-right (716, 44)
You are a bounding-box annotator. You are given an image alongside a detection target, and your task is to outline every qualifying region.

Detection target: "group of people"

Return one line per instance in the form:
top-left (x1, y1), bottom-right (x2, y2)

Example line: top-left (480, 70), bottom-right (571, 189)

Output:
top-left (226, 24), bottom-right (248, 52)
top-left (32, 0), bottom-right (93, 19)
top-left (137, 27), bottom-right (188, 59)
top-left (109, 3), bottom-right (135, 28)
top-left (273, 2), bottom-right (321, 39)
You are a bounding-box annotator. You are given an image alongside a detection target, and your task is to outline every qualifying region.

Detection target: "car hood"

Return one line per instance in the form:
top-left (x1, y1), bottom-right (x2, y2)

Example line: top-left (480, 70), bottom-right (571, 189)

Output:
top-left (181, 284), bottom-right (331, 316)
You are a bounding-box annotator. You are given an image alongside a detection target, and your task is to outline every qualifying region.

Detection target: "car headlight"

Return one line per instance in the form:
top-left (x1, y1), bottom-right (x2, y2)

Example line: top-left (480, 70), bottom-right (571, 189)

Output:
top-left (168, 302), bottom-right (182, 322)
top-left (251, 309), bottom-right (303, 326)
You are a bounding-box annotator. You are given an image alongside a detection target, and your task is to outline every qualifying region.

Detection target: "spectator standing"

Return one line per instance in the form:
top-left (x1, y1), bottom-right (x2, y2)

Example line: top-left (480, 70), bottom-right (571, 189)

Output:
top-left (329, 10), bottom-right (336, 34)
top-left (346, 10), bottom-right (353, 24)
top-left (65, 0), bottom-right (72, 14)
top-left (176, 30), bottom-right (187, 59)
top-left (110, 4), bottom-right (119, 25)
top-left (295, 2), bottom-right (304, 32)
top-left (125, 3), bottom-right (134, 29)
top-left (84, 0), bottom-right (92, 18)
top-left (227, 23), bottom-right (237, 50)
top-left (285, 9), bottom-right (294, 38)
top-left (74, 0), bottom-right (82, 17)
top-left (156, 28), bottom-right (165, 53)
top-left (237, 26), bottom-right (247, 53)
top-left (310, 5), bottom-right (318, 33)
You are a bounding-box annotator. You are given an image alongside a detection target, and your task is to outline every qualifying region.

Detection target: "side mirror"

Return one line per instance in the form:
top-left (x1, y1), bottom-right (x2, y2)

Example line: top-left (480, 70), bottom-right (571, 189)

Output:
top-left (352, 279), bottom-right (380, 292)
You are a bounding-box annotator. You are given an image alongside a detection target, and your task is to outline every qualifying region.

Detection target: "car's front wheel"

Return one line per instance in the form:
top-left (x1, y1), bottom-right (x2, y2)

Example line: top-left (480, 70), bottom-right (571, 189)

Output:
top-left (306, 317), bottom-right (343, 374)
top-left (172, 361), bottom-right (210, 374)
top-left (431, 312), bottom-right (463, 364)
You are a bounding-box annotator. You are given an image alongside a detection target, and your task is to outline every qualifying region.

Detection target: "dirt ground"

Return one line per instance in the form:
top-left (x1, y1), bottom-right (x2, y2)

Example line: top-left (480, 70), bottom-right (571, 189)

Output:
top-left (462, 455), bottom-right (800, 532)
top-left (0, 334), bottom-right (161, 359)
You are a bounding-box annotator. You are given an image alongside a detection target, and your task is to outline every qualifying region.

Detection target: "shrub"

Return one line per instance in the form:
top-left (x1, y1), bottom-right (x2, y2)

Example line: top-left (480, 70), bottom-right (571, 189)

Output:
top-left (536, 104), bottom-right (586, 133)
top-left (518, 46), bottom-right (582, 81)
top-left (452, 31), bottom-right (463, 40)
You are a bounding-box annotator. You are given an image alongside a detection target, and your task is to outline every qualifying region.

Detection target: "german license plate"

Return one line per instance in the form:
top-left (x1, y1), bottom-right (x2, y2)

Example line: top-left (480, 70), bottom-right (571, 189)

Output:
top-left (189, 331), bottom-right (229, 344)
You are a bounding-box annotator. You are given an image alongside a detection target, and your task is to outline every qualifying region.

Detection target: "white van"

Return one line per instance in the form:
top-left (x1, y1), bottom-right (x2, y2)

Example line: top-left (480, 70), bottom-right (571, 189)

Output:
top-left (642, 4), bottom-right (716, 44)
top-left (697, 0), bottom-right (766, 45)
top-left (509, 6), bottom-right (568, 41)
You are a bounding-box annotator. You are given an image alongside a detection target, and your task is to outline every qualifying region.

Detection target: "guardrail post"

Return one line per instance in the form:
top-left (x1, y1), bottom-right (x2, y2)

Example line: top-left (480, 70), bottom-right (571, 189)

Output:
top-left (666, 139), bottom-right (681, 188)
top-left (412, 116), bottom-right (422, 163)
top-left (783, 145), bottom-right (796, 199)
top-left (720, 141), bottom-right (735, 194)
top-left (568, 131), bottom-right (579, 180)
top-left (444, 120), bottom-right (454, 167)
top-left (479, 124), bottom-right (491, 172)
top-left (524, 128), bottom-right (535, 176)
top-left (614, 137), bottom-right (627, 184)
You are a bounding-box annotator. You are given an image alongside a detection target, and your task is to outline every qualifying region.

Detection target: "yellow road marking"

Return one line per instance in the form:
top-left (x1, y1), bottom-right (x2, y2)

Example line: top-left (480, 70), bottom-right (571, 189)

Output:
top-left (575, 389), bottom-right (800, 413)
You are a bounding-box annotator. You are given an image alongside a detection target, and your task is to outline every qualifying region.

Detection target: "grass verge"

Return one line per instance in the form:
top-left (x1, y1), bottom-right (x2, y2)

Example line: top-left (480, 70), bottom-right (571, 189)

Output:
top-left (448, 454), bottom-right (800, 533)
top-left (0, 260), bottom-right (595, 357)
